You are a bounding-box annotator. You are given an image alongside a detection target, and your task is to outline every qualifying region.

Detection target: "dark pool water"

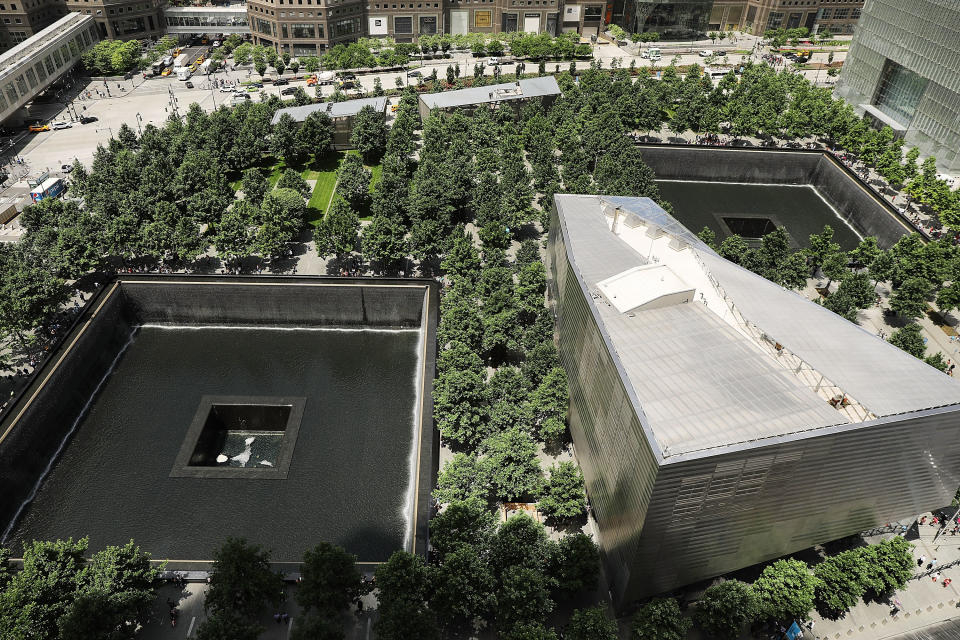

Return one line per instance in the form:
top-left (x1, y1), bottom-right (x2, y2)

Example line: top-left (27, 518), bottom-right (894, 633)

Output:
top-left (8, 326), bottom-right (421, 562)
top-left (657, 181), bottom-right (862, 250)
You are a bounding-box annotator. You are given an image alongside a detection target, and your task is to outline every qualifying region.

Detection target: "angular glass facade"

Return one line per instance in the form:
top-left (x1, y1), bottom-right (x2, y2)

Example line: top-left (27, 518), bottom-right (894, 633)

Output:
top-left (835, 0), bottom-right (960, 174)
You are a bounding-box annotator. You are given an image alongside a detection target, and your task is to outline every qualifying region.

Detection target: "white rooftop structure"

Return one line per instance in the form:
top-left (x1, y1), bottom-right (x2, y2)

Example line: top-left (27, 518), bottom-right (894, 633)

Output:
top-left (270, 96), bottom-right (388, 126)
top-left (418, 75), bottom-right (561, 111)
top-left (597, 264), bottom-right (694, 313)
top-left (554, 194), bottom-right (960, 457)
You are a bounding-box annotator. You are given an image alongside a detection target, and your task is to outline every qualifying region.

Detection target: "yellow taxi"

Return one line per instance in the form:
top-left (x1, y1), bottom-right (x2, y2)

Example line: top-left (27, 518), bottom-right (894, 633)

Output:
top-left (28, 124), bottom-right (50, 132)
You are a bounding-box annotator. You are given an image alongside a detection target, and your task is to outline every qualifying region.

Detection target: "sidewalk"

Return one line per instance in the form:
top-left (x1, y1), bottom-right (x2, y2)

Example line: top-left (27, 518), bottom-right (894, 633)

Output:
top-left (810, 515), bottom-right (960, 640)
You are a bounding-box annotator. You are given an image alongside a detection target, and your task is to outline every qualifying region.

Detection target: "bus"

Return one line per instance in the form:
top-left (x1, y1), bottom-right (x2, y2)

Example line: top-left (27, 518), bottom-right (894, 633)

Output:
top-left (151, 60), bottom-right (166, 76)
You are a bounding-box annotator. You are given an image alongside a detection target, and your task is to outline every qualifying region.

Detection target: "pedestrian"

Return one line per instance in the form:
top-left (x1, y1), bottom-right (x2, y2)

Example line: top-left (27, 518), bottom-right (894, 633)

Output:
top-left (274, 612), bottom-right (281, 623)
top-left (931, 558), bottom-right (938, 569)
top-left (933, 572), bottom-right (940, 582)
top-left (919, 554), bottom-right (927, 566)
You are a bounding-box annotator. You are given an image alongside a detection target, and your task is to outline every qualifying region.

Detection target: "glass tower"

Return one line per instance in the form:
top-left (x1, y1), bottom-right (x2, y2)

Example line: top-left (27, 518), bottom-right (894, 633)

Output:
top-left (835, 0), bottom-right (960, 174)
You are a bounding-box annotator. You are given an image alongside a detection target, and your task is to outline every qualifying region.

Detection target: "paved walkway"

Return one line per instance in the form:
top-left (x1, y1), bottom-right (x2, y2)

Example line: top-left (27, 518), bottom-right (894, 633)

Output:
top-left (810, 514), bottom-right (960, 640)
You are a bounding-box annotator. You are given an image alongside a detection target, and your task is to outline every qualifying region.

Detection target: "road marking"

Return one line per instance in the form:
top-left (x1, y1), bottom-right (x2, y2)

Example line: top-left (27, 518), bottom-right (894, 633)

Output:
top-left (186, 616), bottom-right (196, 637)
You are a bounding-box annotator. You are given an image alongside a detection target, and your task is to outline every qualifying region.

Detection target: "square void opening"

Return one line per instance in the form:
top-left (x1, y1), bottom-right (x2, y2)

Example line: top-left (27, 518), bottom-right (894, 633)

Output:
top-left (171, 396), bottom-right (306, 479)
top-left (721, 216), bottom-right (777, 239)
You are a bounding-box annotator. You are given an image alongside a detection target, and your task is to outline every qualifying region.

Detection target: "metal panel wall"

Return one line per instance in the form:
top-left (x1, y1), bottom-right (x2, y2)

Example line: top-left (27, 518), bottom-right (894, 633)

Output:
top-left (547, 211), bottom-right (660, 605)
top-left (625, 407), bottom-right (960, 602)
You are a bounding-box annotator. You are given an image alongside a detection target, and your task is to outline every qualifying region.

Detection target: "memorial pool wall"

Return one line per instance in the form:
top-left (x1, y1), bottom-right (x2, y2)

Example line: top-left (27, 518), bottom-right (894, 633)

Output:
top-left (0, 276), bottom-right (439, 558)
top-left (636, 145), bottom-right (915, 249)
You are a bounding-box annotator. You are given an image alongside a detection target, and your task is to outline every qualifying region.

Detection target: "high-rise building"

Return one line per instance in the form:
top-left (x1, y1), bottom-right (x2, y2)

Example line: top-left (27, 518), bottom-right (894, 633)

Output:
top-left (0, 0), bottom-right (69, 50)
top-left (707, 0), bottom-right (863, 35)
top-left (835, 0), bottom-right (960, 174)
top-left (547, 193), bottom-right (960, 606)
top-left (65, 0), bottom-right (165, 41)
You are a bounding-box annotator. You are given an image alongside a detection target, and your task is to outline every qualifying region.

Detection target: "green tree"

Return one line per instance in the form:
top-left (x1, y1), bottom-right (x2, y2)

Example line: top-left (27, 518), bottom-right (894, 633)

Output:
top-left (503, 622), bottom-right (558, 640)
top-left (497, 566), bottom-right (554, 632)
top-left (718, 235), bottom-right (749, 265)
top-left (197, 611), bottom-right (263, 640)
top-left (374, 552), bottom-right (439, 640)
top-left (482, 427), bottom-right (544, 502)
top-left (814, 549), bottom-right (868, 618)
top-left (434, 366), bottom-right (488, 449)
top-left (299, 111), bottom-right (334, 157)
top-left (317, 197), bottom-right (359, 260)
top-left (335, 153), bottom-right (372, 212)
top-left (271, 113), bottom-right (309, 165)
top-left (350, 105), bottom-right (388, 163)
top-left (632, 597), bottom-right (692, 640)
top-left (289, 612), bottom-right (344, 640)
top-left (693, 580), bottom-right (757, 640)
top-left (491, 513), bottom-right (553, 577)
top-left (204, 537), bottom-right (283, 619)
top-left (362, 213), bottom-right (408, 274)
top-left (241, 168), bottom-right (270, 205)
top-left (277, 167), bottom-right (310, 197)
top-left (888, 323), bottom-right (926, 359)
top-left (566, 606), bottom-right (618, 640)
top-left (538, 461), bottom-right (585, 521)
top-left (0, 246), bottom-right (69, 347)
top-left (752, 558), bottom-right (816, 622)
top-left (549, 533), bottom-right (600, 596)
top-left (860, 537), bottom-right (914, 597)
top-left (214, 203), bottom-right (256, 264)
top-left (527, 366), bottom-right (568, 443)
top-left (429, 497), bottom-right (497, 558)
top-left (429, 547), bottom-right (497, 630)
top-left (297, 542), bottom-right (361, 617)
top-left (889, 277), bottom-right (931, 320)
top-left (434, 454), bottom-right (491, 504)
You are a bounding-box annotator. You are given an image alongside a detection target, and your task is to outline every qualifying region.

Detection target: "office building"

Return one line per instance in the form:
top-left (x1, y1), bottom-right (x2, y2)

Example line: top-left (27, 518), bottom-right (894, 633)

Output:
top-left (0, 0), bottom-right (68, 50)
top-left (547, 193), bottom-right (960, 605)
top-left (65, 0), bottom-right (165, 40)
top-left (707, 0), bottom-right (863, 35)
top-left (835, 0), bottom-right (960, 175)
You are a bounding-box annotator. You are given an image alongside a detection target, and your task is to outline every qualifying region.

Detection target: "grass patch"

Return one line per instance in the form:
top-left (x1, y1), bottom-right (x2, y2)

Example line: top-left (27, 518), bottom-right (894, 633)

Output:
top-left (305, 151), bottom-right (345, 227)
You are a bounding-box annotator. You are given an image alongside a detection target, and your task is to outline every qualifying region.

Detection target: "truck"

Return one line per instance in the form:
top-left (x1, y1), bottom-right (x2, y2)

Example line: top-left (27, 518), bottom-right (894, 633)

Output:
top-left (29, 177), bottom-right (65, 203)
top-left (199, 59), bottom-right (213, 75)
top-left (173, 53), bottom-right (188, 69)
top-left (177, 67), bottom-right (192, 81)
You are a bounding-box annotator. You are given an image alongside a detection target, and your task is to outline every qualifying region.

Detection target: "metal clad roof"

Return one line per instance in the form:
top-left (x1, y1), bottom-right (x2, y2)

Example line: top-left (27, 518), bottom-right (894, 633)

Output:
top-left (696, 249), bottom-right (960, 416)
top-left (553, 193), bottom-right (960, 456)
top-left (270, 96), bottom-right (388, 125)
top-left (419, 75), bottom-right (561, 110)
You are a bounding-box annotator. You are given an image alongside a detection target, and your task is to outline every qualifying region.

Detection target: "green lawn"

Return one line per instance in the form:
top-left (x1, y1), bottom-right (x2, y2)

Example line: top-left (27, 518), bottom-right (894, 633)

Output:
top-left (229, 151), bottom-right (380, 226)
top-left (305, 152), bottom-right (345, 227)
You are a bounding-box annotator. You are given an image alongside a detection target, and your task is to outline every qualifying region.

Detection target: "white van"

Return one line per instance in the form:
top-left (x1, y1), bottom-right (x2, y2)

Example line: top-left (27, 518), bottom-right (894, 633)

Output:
top-left (648, 47), bottom-right (662, 61)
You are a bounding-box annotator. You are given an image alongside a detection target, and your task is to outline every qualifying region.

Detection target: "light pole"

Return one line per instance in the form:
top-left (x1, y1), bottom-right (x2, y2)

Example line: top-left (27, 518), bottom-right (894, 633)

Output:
top-left (135, 112), bottom-right (143, 136)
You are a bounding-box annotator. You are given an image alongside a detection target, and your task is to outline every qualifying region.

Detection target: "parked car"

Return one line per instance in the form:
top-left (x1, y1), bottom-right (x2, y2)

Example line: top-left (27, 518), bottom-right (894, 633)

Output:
top-left (219, 86), bottom-right (235, 92)
top-left (488, 57), bottom-right (500, 65)
top-left (699, 49), bottom-right (713, 57)
top-left (280, 87), bottom-right (297, 95)
top-left (274, 78), bottom-right (289, 86)
top-left (61, 163), bottom-right (73, 173)
top-left (52, 121), bottom-right (72, 130)
top-left (28, 124), bottom-right (50, 132)
top-left (249, 82), bottom-right (263, 88)
top-left (79, 116), bottom-right (98, 124)
top-left (406, 69), bottom-right (422, 78)
top-left (184, 81), bottom-right (194, 88)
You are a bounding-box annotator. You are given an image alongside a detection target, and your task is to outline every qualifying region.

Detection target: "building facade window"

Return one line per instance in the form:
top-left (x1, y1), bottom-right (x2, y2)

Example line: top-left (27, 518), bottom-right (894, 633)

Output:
top-left (255, 17), bottom-right (272, 33)
top-left (873, 58), bottom-right (928, 125)
top-left (474, 8), bottom-right (490, 27)
top-left (418, 14), bottom-right (435, 32)
top-left (393, 15), bottom-right (411, 32)
top-left (291, 22), bottom-right (314, 37)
